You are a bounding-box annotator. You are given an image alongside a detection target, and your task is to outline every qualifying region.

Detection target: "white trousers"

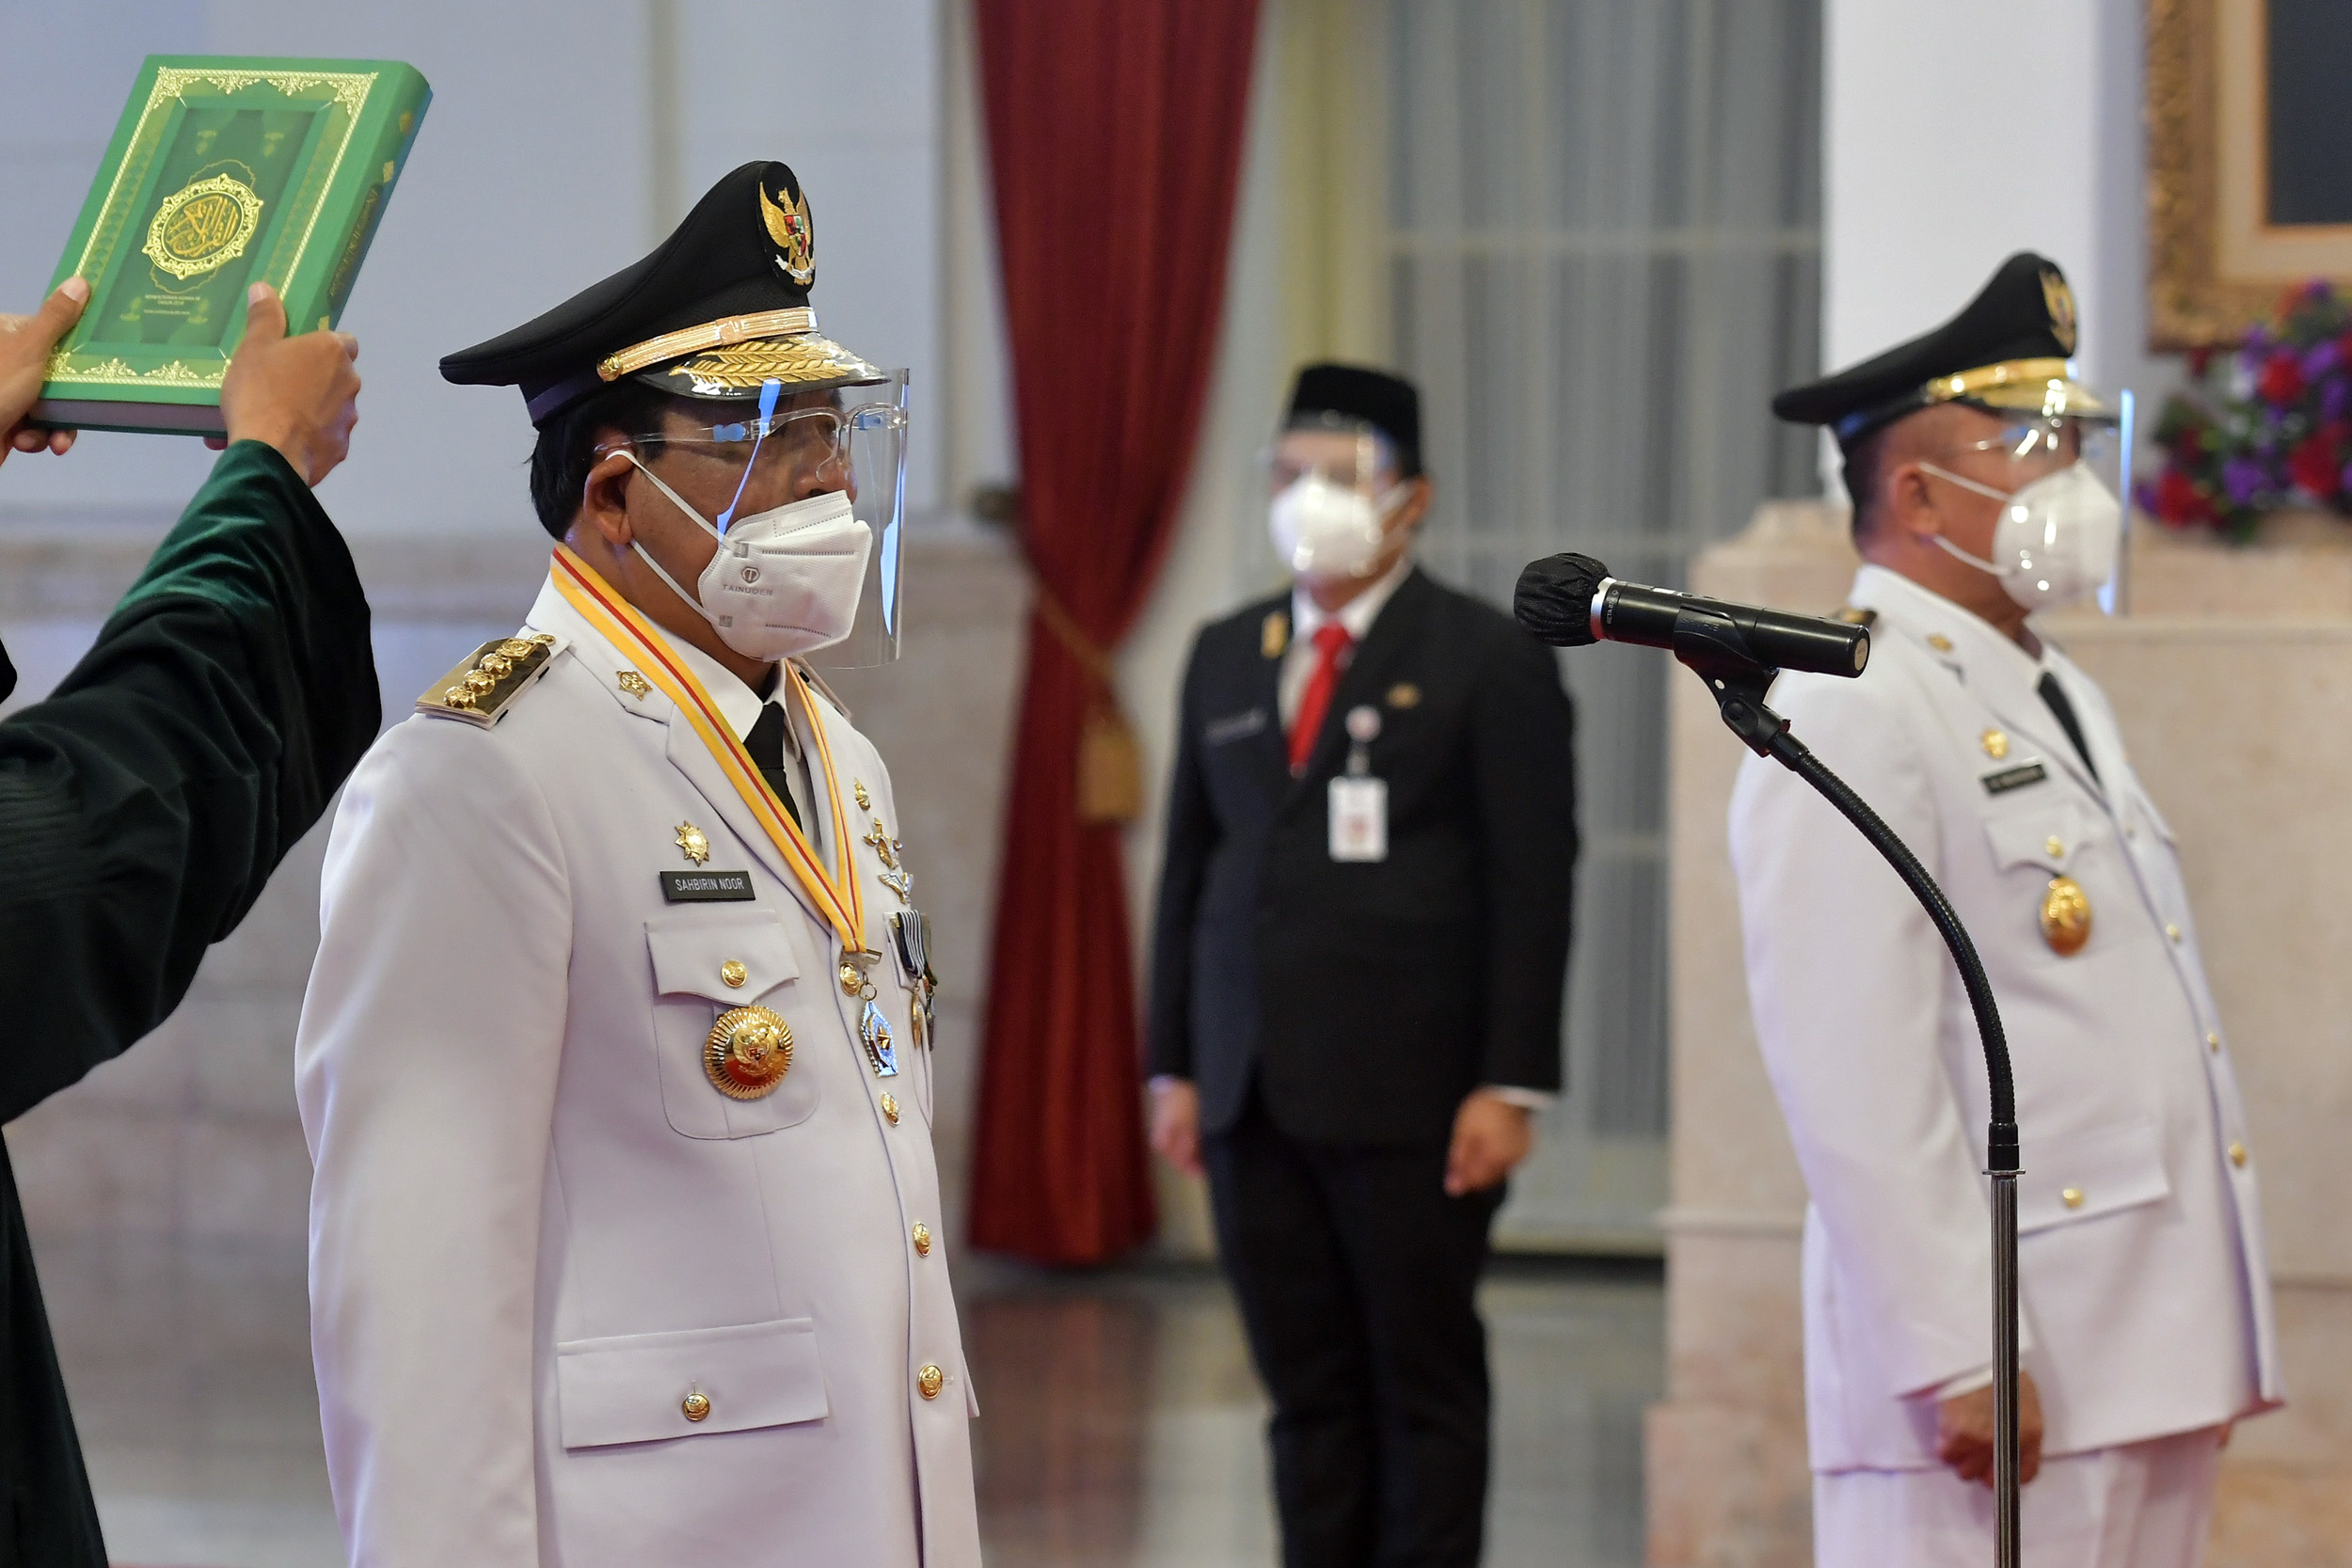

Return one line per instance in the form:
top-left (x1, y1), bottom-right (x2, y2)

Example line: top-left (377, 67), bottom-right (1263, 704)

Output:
top-left (1813, 1427), bottom-right (2224, 1568)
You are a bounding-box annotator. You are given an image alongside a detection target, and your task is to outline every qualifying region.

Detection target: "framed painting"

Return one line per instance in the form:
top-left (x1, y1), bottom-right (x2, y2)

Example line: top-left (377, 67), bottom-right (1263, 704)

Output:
top-left (2148, 0), bottom-right (2352, 347)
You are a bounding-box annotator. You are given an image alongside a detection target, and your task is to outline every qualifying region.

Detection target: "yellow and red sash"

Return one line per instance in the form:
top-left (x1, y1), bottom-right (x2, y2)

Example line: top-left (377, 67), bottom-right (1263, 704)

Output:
top-left (549, 545), bottom-right (864, 953)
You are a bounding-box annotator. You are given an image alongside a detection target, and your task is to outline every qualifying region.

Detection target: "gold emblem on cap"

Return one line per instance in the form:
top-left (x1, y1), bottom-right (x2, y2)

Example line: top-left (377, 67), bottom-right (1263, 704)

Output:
top-left (2041, 267), bottom-right (2078, 355)
top-left (617, 670), bottom-right (651, 699)
top-left (675, 822), bottom-right (710, 865)
top-left (1982, 729), bottom-right (2009, 760)
top-left (2040, 876), bottom-right (2092, 956)
top-left (704, 1006), bottom-right (794, 1099)
top-left (1262, 611), bottom-right (1289, 659)
top-left (759, 180), bottom-right (816, 287)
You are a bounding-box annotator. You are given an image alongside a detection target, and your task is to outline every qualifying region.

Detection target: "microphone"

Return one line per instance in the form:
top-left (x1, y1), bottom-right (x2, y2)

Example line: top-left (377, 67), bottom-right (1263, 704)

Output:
top-left (1515, 552), bottom-right (1869, 678)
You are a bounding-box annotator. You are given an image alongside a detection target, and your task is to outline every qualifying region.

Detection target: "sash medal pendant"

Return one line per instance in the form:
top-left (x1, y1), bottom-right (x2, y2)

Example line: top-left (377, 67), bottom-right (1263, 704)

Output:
top-left (848, 948), bottom-right (897, 1077)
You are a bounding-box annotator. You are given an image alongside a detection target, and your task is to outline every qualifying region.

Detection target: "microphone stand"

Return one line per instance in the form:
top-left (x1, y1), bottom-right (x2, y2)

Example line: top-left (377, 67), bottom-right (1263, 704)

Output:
top-left (1675, 606), bottom-right (2023, 1568)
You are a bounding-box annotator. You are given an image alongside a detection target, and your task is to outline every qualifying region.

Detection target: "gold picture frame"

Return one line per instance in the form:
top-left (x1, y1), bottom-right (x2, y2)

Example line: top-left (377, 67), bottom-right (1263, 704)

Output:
top-left (2148, 0), bottom-right (2352, 347)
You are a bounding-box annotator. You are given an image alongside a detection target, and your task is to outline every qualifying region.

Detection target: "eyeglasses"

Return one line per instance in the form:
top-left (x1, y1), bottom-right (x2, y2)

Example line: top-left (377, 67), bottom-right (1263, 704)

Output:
top-left (599, 402), bottom-right (908, 489)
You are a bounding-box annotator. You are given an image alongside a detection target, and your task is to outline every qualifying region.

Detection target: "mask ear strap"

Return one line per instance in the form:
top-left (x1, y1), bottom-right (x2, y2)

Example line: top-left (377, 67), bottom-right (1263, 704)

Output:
top-left (717, 379), bottom-right (786, 532)
top-left (1917, 460), bottom-right (2011, 504)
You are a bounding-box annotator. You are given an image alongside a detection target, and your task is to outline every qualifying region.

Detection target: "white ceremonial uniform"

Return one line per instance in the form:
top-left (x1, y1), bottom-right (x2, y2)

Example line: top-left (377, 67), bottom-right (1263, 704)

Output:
top-left (1727, 564), bottom-right (2281, 1568)
top-left (297, 567), bottom-right (978, 1568)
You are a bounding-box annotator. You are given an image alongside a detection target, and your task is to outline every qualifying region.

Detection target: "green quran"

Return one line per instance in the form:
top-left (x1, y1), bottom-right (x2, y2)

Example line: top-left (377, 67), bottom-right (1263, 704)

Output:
top-left (31, 55), bottom-right (432, 436)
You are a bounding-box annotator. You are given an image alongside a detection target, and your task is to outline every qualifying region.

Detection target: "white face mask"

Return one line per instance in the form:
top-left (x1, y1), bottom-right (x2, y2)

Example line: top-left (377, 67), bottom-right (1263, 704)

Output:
top-left (617, 451), bottom-right (872, 661)
top-left (1269, 474), bottom-right (1407, 583)
top-left (1918, 460), bottom-right (2122, 613)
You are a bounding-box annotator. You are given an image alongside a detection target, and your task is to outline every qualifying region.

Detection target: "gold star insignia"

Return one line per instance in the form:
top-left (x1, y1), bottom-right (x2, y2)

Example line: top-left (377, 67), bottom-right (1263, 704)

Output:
top-left (1982, 729), bottom-right (2010, 760)
top-left (675, 822), bottom-right (710, 864)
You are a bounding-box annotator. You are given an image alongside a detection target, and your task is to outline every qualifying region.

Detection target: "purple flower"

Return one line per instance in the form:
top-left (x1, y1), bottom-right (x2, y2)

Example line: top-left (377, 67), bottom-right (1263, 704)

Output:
top-left (2343, 460), bottom-right (2352, 498)
top-left (2326, 378), bottom-right (2352, 422)
top-left (2305, 341), bottom-right (2341, 380)
top-left (2223, 456), bottom-right (2269, 504)
top-left (2245, 326), bottom-right (2273, 356)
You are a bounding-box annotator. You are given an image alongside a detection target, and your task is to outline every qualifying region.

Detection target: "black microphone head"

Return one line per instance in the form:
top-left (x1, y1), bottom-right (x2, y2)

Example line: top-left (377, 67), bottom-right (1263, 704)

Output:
top-left (1515, 552), bottom-right (1611, 647)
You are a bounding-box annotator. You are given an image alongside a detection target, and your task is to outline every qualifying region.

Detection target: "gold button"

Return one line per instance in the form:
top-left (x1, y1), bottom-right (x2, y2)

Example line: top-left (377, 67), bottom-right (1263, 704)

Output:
top-left (2167, 924), bottom-right (2183, 943)
top-left (2044, 836), bottom-right (2064, 858)
top-left (913, 1222), bottom-right (932, 1257)
top-left (881, 1092), bottom-right (900, 1125)
top-left (2061, 1187), bottom-right (2084, 1210)
top-left (682, 1391), bottom-right (710, 1422)
top-left (720, 959), bottom-right (747, 989)
top-left (917, 1364), bottom-right (944, 1401)
top-left (1928, 633), bottom-right (1953, 652)
top-left (840, 962), bottom-right (863, 994)
top-left (2230, 1142), bottom-right (2248, 1168)
top-left (2207, 1032), bottom-right (2221, 1053)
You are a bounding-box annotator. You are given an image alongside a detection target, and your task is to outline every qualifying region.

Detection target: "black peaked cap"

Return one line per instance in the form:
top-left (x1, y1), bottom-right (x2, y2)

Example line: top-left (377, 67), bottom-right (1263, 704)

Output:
top-left (441, 160), bottom-right (880, 425)
top-left (1287, 362), bottom-right (1423, 478)
top-left (1772, 251), bottom-right (2103, 448)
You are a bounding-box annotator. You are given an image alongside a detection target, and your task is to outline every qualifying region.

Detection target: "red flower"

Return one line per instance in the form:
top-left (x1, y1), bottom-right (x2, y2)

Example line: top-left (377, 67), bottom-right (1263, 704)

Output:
top-left (2262, 350), bottom-right (2306, 404)
top-left (2173, 424), bottom-right (2205, 461)
top-left (2153, 468), bottom-right (2210, 525)
top-left (2289, 433), bottom-right (2342, 498)
top-left (2336, 328), bottom-right (2352, 365)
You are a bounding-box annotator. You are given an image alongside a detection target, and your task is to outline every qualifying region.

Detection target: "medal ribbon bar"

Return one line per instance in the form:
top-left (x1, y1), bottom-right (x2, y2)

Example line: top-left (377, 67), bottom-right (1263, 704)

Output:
top-left (549, 546), bottom-right (865, 952)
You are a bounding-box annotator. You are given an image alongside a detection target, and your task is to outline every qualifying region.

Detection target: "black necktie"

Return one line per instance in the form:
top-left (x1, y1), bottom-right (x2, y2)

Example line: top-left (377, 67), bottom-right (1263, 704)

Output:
top-left (2037, 672), bottom-right (2099, 784)
top-left (741, 703), bottom-right (803, 829)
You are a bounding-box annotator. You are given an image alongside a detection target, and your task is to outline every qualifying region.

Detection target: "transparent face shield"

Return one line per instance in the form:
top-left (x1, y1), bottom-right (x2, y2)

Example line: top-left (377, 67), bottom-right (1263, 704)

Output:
top-left (1915, 411), bottom-right (2130, 612)
top-left (613, 370), bottom-right (911, 665)
top-left (1259, 420), bottom-right (1410, 580)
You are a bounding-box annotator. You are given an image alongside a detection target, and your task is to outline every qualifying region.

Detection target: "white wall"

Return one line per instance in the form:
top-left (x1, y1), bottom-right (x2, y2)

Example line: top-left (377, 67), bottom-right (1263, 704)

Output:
top-left (0, 1), bottom-right (942, 534)
top-left (1822, 0), bottom-right (2174, 474)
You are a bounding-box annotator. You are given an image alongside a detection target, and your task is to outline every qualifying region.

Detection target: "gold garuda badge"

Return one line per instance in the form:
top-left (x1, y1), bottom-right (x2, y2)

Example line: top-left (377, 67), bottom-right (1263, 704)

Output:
top-left (2041, 266), bottom-right (2077, 356)
top-left (706, 1006), bottom-right (794, 1099)
top-left (760, 177), bottom-right (815, 287)
top-left (2040, 875), bottom-right (2091, 956)
top-left (144, 172), bottom-right (266, 281)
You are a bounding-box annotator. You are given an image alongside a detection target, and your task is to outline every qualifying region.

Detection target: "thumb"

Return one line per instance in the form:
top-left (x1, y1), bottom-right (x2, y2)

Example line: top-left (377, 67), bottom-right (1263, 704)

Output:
top-left (28, 277), bottom-right (89, 346)
top-left (242, 281), bottom-right (288, 345)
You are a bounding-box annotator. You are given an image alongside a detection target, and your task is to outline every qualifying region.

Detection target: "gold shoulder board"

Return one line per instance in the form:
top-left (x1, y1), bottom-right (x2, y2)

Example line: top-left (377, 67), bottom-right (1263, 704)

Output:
top-left (417, 634), bottom-right (559, 728)
top-left (1834, 607), bottom-right (1878, 627)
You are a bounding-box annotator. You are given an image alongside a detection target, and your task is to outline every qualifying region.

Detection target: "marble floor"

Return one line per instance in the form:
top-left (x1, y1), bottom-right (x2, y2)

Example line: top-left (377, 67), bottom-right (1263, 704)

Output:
top-left (40, 1240), bottom-right (1660, 1568)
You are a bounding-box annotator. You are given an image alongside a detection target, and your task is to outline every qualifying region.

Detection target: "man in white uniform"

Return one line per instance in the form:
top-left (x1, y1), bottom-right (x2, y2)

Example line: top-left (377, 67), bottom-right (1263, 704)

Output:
top-left (296, 162), bottom-right (977, 1567)
top-left (1729, 252), bottom-right (2280, 1567)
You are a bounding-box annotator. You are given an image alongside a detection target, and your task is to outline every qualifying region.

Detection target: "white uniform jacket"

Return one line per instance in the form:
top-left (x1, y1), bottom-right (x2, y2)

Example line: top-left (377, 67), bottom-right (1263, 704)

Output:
top-left (296, 571), bottom-right (978, 1567)
top-left (1727, 564), bottom-right (2280, 1473)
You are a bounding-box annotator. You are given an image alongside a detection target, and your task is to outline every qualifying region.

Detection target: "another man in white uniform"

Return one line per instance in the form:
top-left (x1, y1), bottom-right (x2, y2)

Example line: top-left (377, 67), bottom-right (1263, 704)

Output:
top-left (296, 162), bottom-right (977, 1567)
top-left (1729, 253), bottom-right (2280, 1568)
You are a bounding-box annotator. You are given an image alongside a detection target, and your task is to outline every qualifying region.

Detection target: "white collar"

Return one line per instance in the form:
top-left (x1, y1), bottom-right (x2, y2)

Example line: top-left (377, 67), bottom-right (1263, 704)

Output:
top-left (1292, 555), bottom-right (1414, 647)
top-left (1848, 564), bottom-right (2050, 679)
top-left (525, 572), bottom-right (773, 741)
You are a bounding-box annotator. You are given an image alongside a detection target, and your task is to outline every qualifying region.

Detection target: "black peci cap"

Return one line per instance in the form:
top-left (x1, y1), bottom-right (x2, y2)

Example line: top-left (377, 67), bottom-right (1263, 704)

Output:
top-left (1286, 362), bottom-right (1423, 478)
top-left (1772, 251), bottom-right (2110, 450)
top-left (441, 160), bottom-right (885, 426)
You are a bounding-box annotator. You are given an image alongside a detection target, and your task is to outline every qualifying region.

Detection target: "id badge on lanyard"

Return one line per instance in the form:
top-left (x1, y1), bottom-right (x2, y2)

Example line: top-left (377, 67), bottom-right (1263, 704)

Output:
top-left (1328, 704), bottom-right (1388, 863)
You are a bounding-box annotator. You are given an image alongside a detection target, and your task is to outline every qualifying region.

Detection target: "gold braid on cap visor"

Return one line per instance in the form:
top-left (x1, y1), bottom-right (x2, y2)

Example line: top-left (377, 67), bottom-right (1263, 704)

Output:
top-left (596, 308), bottom-right (886, 394)
top-left (1920, 357), bottom-right (2111, 420)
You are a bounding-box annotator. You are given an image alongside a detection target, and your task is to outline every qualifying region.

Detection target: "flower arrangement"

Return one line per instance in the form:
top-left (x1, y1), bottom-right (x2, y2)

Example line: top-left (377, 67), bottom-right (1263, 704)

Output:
top-left (2146, 280), bottom-right (2352, 541)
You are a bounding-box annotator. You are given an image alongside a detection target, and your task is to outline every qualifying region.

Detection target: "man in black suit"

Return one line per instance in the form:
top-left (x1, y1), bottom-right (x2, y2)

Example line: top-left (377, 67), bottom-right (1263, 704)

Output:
top-left (1147, 363), bottom-right (1578, 1568)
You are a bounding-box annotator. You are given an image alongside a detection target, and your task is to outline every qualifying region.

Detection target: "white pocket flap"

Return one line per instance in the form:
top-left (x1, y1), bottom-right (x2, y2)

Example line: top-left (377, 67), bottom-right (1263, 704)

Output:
top-left (1983, 800), bottom-right (2091, 874)
top-left (2017, 1118), bottom-right (2171, 1235)
top-left (645, 909), bottom-right (799, 1002)
top-left (557, 1316), bottom-right (827, 1449)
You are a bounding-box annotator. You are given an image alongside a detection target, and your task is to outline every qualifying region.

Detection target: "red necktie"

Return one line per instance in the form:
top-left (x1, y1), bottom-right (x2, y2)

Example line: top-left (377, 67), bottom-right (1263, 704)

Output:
top-left (1289, 623), bottom-right (1354, 774)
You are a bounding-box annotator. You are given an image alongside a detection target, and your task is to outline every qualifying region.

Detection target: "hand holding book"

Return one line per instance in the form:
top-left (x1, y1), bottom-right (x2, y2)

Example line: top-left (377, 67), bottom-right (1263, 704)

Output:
top-left (1, 279), bottom-right (90, 467)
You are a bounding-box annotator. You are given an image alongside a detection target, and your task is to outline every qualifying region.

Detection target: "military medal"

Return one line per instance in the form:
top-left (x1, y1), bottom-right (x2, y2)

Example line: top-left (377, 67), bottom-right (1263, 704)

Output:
top-left (891, 909), bottom-right (937, 1050)
top-left (705, 1006), bottom-right (793, 1098)
top-left (842, 947), bottom-right (898, 1077)
top-left (2040, 875), bottom-right (2091, 956)
top-left (865, 817), bottom-right (914, 904)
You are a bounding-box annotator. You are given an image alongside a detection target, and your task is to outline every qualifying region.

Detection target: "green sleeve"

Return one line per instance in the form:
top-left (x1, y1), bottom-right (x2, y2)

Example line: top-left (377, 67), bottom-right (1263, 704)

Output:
top-left (0, 440), bottom-right (381, 1122)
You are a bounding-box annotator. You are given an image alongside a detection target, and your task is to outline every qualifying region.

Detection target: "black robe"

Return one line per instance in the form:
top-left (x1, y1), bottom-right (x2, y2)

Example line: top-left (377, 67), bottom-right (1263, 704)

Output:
top-left (0, 440), bottom-right (378, 1562)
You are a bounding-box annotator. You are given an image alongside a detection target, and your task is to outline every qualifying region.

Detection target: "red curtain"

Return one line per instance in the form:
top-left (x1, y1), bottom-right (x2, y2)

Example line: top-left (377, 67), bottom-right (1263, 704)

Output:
top-left (967, 0), bottom-right (1263, 1264)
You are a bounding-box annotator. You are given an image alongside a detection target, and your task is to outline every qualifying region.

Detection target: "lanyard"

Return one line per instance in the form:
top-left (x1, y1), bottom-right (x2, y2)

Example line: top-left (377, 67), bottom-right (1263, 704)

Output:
top-left (548, 545), bottom-right (865, 953)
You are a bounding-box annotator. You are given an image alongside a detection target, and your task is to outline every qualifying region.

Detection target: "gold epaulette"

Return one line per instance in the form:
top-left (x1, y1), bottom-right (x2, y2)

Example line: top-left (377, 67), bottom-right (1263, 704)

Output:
top-left (791, 659), bottom-right (853, 721)
top-left (1834, 607), bottom-right (1878, 627)
top-left (417, 633), bottom-right (559, 728)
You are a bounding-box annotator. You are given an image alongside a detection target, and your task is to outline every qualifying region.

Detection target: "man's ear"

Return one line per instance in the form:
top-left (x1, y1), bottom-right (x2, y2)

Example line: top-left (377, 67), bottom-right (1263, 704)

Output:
top-left (1391, 475), bottom-right (1434, 532)
top-left (577, 447), bottom-right (639, 550)
top-left (1880, 458), bottom-right (1943, 544)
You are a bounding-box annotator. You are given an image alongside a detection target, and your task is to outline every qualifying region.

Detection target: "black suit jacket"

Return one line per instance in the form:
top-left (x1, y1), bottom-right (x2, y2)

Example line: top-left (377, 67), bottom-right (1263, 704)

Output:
top-left (0, 443), bottom-right (378, 1565)
top-left (1147, 567), bottom-right (1578, 1146)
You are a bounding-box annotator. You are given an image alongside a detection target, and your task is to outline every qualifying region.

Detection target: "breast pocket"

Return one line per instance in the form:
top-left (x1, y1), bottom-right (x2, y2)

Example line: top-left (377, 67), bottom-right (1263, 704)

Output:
top-left (556, 1316), bottom-right (827, 1449)
top-left (1981, 799), bottom-right (2104, 963)
top-left (644, 908), bottom-right (821, 1139)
